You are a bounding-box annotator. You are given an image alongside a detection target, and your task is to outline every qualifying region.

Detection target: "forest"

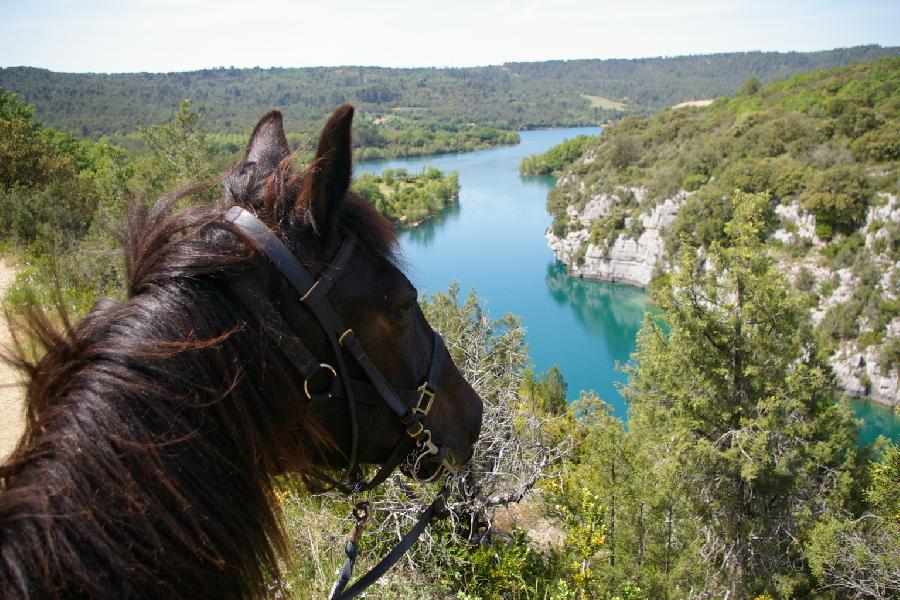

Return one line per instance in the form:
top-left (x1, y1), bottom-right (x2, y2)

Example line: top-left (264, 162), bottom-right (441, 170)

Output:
top-left (1, 45), bottom-right (896, 140)
top-left (0, 52), bottom-right (899, 599)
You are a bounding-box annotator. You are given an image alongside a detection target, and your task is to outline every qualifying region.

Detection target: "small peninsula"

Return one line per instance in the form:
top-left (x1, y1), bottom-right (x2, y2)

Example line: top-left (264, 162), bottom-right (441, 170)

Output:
top-left (352, 167), bottom-right (460, 227)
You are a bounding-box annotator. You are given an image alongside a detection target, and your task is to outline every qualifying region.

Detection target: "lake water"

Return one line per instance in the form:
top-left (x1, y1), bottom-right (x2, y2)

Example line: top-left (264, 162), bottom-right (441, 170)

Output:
top-left (357, 129), bottom-right (899, 443)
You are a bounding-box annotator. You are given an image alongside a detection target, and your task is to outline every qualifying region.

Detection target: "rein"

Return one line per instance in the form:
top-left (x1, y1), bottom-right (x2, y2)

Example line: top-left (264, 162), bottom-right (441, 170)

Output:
top-left (224, 207), bottom-right (456, 598)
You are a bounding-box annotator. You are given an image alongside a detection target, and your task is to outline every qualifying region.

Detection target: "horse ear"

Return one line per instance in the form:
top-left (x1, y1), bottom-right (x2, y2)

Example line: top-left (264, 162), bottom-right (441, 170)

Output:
top-left (302, 104), bottom-right (354, 237)
top-left (225, 111), bottom-right (290, 203)
top-left (245, 110), bottom-right (290, 166)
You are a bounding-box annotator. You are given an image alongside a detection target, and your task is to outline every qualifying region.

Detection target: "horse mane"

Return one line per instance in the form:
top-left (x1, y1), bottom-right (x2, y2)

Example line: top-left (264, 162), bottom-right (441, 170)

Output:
top-left (0, 156), bottom-right (399, 598)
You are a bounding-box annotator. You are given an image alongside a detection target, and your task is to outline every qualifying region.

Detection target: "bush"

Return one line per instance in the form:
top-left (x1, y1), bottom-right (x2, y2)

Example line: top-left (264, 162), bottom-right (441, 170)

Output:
top-left (794, 267), bottom-right (816, 292)
top-left (819, 301), bottom-right (862, 342)
top-left (801, 164), bottom-right (872, 236)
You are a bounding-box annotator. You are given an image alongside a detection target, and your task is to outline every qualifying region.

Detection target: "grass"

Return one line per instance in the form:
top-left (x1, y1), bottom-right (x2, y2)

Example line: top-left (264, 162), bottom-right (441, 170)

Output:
top-left (580, 93), bottom-right (628, 110)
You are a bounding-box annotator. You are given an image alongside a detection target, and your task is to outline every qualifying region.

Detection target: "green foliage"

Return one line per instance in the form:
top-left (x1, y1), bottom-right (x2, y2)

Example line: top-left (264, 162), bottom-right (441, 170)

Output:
top-left (547, 57), bottom-right (899, 252)
top-left (351, 167), bottom-right (459, 226)
top-left (819, 301), bottom-right (863, 343)
top-left (739, 77), bottom-right (761, 96)
top-left (354, 121), bottom-right (520, 161)
top-left (623, 192), bottom-right (860, 598)
top-left (795, 266), bottom-right (816, 292)
top-left (881, 336), bottom-right (900, 371)
top-left (520, 135), bottom-right (597, 176)
top-left (131, 99), bottom-right (221, 202)
top-left (533, 364), bottom-right (568, 416)
top-left (441, 529), bottom-right (554, 600)
top-left (800, 164), bottom-right (871, 237)
top-left (805, 444), bottom-right (900, 598)
top-left (0, 99), bottom-right (223, 320)
top-left (867, 442), bottom-right (900, 521)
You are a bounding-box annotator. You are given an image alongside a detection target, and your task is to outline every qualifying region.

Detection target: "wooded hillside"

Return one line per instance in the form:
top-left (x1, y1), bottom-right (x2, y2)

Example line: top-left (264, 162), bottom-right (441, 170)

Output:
top-left (1, 45), bottom-right (896, 139)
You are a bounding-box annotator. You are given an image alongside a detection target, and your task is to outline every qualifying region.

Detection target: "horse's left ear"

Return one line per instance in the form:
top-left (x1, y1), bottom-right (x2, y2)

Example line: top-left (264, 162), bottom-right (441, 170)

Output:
top-left (302, 104), bottom-right (354, 237)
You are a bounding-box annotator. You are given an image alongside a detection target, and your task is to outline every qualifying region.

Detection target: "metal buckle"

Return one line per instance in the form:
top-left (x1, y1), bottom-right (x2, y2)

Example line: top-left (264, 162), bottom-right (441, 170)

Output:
top-left (407, 420), bottom-right (425, 439)
top-left (410, 431), bottom-right (443, 482)
top-left (413, 384), bottom-right (435, 416)
top-left (303, 363), bottom-right (337, 399)
top-left (417, 429), bottom-right (439, 454)
top-left (338, 328), bottom-right (354, 347)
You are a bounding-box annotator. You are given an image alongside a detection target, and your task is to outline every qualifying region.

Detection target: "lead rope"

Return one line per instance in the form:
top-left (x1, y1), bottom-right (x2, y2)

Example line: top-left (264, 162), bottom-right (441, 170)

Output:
top-left (329, 477), bottom-right (453, 600)
top-left (329, 500), bottom-right (370, 599)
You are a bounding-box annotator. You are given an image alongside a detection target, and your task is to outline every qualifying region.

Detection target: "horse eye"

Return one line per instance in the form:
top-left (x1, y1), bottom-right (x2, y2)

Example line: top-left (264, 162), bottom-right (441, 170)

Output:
top-left (395, 302), bottom-right (414, 324)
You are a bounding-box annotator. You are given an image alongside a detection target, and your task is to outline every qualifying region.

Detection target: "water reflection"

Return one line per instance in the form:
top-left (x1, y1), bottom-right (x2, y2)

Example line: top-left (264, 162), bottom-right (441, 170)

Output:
top-left (854, 400), bottom-right (900, 445)
top-left (545, 261), bottom-right (655, 357)
top-left (400, 201), bottom-right (462, 247)
top-left (519, 173), bottom-right (558, 189)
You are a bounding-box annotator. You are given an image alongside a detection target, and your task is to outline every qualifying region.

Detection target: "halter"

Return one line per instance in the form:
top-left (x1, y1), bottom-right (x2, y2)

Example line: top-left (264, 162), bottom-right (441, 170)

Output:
top-left (225, 207), bottom-right (457, 599)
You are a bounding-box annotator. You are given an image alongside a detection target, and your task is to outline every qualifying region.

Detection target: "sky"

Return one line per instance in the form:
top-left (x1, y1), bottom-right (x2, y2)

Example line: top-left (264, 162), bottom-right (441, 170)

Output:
top-left (1, 0), bottom-right (898, 73)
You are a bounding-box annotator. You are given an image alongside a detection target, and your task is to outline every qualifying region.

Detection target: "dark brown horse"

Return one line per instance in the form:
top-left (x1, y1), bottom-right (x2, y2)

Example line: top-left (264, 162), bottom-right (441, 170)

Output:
top-left (0, 105), bottom-right (483, 598)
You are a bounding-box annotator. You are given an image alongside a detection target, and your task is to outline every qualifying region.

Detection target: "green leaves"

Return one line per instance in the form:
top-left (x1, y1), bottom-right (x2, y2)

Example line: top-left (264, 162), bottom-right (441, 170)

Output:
top-left (351, 167), bottom-right (459, 226)
top-left (620, 191), bottom-right (861, 597)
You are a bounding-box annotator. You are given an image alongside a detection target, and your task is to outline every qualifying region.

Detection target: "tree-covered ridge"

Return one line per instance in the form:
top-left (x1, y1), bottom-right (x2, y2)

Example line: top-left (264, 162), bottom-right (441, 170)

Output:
top-left (351, 167), bottom-right (460, 226)
top-left (1, 46), bottom-right (896, 140)
top-left (543, 57), bottom-right (900, 404)
top-left (119, 116), bottom-right (520, 162)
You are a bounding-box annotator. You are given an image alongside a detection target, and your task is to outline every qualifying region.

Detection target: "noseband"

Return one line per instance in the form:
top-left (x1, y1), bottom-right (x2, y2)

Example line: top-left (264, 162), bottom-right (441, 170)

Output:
top-left (225, 206), bottom-right (454, 490)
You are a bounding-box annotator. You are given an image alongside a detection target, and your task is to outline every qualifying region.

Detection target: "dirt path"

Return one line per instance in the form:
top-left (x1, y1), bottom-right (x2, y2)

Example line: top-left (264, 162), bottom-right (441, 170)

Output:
top-left (0, 259), bottom-right (25, 461)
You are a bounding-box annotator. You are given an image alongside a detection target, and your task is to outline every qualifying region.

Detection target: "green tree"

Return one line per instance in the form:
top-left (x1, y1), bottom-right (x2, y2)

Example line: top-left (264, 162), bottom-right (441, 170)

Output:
top-left (131, 99), bottom-right (218, 202)
top-left (801, 163), bottom-right (872, 238)
top-left (806, 443), bottom-right (900, 599)
top-left (624, 192), bottom-right (860, 598)
top-left (536, 364), bottom-right (568, 415)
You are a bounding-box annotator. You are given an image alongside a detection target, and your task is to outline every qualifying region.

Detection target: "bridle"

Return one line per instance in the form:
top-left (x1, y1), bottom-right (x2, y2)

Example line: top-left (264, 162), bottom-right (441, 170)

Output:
top-left (224, 206), bottom-right (458, 598)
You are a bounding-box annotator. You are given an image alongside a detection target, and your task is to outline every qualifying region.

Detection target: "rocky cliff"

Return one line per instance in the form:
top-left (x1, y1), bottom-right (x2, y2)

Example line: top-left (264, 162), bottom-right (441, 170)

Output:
top-left (546, 187), bottom-right (683, 287)
top-left (547, 187), bottom-right (899, 407)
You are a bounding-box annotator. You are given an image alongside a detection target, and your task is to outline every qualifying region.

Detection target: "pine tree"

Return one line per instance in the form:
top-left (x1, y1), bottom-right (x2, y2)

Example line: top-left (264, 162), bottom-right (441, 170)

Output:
top-left (624, 192), bottom-right (860, 598)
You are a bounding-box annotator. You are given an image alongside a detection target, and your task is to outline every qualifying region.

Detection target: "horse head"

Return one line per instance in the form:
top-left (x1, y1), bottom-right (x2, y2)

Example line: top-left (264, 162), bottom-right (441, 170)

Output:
top-left (223, 106), bottom-right (483, 486)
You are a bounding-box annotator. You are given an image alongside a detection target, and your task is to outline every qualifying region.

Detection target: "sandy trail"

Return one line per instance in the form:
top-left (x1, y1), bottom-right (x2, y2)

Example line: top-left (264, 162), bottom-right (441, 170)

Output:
top-left (0, 259), bottom-right (25, 462)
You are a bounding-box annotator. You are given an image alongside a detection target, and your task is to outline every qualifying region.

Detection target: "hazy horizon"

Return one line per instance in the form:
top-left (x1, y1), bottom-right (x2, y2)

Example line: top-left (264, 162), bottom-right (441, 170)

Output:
top-left (2, 0), bottom-right (898, 74)
top-left (3, 44), bottom-right (898, 76)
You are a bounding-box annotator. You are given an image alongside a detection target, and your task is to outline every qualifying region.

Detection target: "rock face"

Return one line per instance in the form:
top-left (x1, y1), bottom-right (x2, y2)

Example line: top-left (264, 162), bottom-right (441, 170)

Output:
top-left (546, 190), bottom-right (684, 287)
top-left (832, 338), bottom-right (899, 407)
top-left (546, 182), bottom-right (900, 407)
top-left (773, 201), bottom-right (819, 245)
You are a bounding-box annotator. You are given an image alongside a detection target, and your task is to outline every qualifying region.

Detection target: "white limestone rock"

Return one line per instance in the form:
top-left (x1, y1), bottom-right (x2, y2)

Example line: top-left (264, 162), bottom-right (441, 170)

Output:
top-left (773, 201), bottom-right (819, 245)
top-left (831, 342), bottom-right (899, 407)
top-left (546, 192), bottom-right (684, 287)
top-left (866, 193), bottom-right (899, 254)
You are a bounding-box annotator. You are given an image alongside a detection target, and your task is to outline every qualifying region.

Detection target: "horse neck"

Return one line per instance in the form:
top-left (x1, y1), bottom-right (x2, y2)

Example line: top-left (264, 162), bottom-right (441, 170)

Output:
top-left (0, 282), bottom-right (302, 598)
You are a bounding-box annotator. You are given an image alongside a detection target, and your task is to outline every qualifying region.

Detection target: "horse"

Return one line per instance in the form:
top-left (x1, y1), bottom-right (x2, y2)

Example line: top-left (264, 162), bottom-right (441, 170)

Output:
top-left (0, 105), bottom-right (483, 598)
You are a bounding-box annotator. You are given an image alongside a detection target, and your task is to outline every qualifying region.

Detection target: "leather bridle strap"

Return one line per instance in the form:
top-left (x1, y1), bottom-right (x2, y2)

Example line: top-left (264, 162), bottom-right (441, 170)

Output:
top-left (226, 206), bottom-right (365, 485)
top-left (224, 206), bottom-right (448, 491)
top-left (330, 483), bottom-right (450, 600)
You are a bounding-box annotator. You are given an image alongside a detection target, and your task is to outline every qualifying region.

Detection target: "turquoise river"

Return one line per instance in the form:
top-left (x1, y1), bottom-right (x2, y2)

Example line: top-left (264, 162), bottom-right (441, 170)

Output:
top-left (357, 128), bottom-right (899, 445)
